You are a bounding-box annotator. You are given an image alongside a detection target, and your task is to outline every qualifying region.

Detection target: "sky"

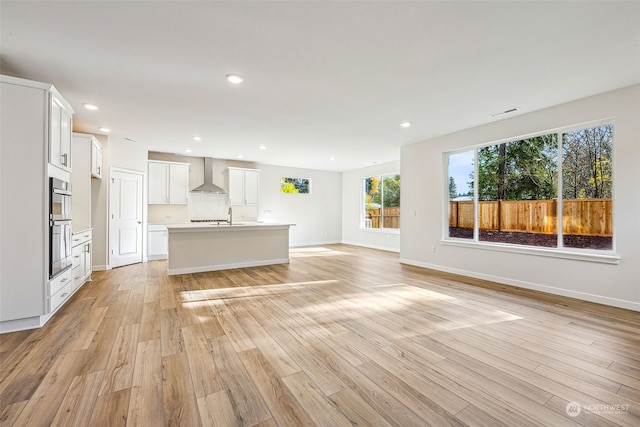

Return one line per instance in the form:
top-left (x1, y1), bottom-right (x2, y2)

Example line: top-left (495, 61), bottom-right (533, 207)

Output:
top-left (448, 151), bottom-right (474, 195)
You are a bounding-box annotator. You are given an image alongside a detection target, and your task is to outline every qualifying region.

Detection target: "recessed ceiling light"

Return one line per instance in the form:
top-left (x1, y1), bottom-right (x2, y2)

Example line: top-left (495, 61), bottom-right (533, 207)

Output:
top-left (184, 149), bottom-right (192, 153)
top-left (400, 122), bottom-right (411, 128)
top-left (98, 127), bottom-right (110, 133)
top-left (225, 74), bottom-right (244, 84)
top-left (259, 144), bottom-right (267, 150)
top-left (193, 136), bottom-right (201, 141)
top-left (236, 154), bottom-right (243, 159)
top-left (83, 103), bottom-right (99, 110)
top-left (330, 157), bottom-right (336, 161)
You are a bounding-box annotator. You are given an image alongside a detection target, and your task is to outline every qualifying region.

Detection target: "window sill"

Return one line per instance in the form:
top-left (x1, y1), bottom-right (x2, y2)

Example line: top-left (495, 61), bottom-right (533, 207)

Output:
top-left (440, 239), bottom-right (620, 265)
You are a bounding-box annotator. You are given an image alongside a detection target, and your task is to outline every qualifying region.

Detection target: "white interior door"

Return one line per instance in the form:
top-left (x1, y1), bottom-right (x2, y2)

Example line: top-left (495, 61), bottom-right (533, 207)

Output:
top-left (110, 169), bottom-right (143, 268)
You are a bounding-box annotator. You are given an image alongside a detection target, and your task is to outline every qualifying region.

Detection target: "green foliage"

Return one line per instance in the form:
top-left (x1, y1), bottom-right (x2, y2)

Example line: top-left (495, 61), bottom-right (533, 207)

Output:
top-left (475, 134), bottom-right (558, 201)
top-left (562, 125), bottom-right (612, 199)
top-left (448, 177), bottom-right (458, 199)
top-left (364, 175), bottom-right (400, 208)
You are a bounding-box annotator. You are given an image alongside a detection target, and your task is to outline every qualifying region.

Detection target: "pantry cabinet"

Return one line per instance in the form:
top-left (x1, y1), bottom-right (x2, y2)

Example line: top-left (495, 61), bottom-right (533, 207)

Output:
top-left (49, 93), bottom-right (73, 172)
top-left (148, 160), bottom-right (189, 204)
top-left (91, 137), bottom-right (103, 179)
top-left (1, 75), bottom-right (74, 332)
top-left (228, 167), bottom-right (259, 206)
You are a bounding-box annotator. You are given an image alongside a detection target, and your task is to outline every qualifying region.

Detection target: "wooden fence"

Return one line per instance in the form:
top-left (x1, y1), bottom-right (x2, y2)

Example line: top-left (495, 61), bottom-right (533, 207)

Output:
top-left (449, 199), bottom-right (612, 236)
top-left (366, 207), bottom-right (400, 229)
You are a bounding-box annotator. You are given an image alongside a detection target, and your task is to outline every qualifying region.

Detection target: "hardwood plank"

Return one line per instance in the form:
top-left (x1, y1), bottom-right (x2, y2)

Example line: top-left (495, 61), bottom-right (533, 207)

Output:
top-left (328, 387), bottom-right (393, 427)
top-left (181, 325), bottom-right (225, 397)
top-left (99, 323), bottom-right (140, 395)
top-left (161, 352), bottom-right (201, 426)
top-left (1, 244), bottom-right (639, 426)
top-left (196, 390), bottom-right (243, 427)
top-left (50, 370), bottom-right (104, 427)
top-left (281, 370), bottom-right (353, 426)
top-left (89, 388), bottom-right (130, 427)
top-left (12, 350), bottom-right (86, 427)
top-left (238, 348), bottom-right (315, 427)
top-left (0, 400), bottom-right (28, 426)
top-left (208, 335), bottom-right (272, 426)
top-left (160, 307), bottom-right (184, 356)
top-left (127, 339), bottom-right (164, 427)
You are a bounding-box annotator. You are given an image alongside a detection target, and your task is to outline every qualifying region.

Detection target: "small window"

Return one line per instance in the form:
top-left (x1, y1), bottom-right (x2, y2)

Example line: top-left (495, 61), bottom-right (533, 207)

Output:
top-left (363, 174), bottom-right (400, 229)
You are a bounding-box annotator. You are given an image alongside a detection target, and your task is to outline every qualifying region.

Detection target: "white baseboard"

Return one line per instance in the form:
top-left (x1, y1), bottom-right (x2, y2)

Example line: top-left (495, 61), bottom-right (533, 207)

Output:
top-left (341, 240), bottom-right (400, 253)
top-left (168, 258), bottom-right (290, 276)
top-left (399, 258), bottom-right (640, 312)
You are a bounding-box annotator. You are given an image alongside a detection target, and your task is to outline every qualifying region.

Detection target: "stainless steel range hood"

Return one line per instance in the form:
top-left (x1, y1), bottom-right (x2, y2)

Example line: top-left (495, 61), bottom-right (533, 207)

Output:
top-left (191, 157), bottom-right (227, 193)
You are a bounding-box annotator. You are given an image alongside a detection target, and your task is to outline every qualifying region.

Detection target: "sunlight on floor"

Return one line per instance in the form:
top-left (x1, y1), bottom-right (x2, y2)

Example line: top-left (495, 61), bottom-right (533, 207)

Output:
top-left (178, 279), bottom-right (339, 304)
top-left (289, 247), bottom-right (351, 258)
top-left (179, 279), bottom-right (523, 334)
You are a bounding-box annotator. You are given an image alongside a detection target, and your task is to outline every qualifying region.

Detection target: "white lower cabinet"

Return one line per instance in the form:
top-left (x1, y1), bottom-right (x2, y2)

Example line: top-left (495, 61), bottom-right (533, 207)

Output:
top-left (148, 225), bottom-right (168, 260)
top-left (49, 268), bottom-right (73, 313)
top-left (70, 229), bottom-right (92, 292)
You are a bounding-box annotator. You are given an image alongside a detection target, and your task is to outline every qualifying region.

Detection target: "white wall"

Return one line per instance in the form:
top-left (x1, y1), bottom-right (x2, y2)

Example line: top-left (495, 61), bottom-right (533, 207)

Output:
top-left (90, 134), bottom-right (108, 270)
top-left (91, 136), bottom-right (148, 269)
top-left (342, 161), bottom-right (401, 252)
top-left (400, 85), bottom-right (640, 311)
top-left (258, 164), bottom-right (342, 247)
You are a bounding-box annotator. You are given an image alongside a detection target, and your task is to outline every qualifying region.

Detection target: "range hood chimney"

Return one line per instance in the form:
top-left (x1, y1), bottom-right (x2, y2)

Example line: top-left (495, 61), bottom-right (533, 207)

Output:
top-left (191, 157), bottom-right (227, 193)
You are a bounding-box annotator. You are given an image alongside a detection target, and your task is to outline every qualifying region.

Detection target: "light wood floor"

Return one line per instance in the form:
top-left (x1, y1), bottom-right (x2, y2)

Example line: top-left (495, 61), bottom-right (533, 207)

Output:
top-left (1, 244), bottom-right (639, 426)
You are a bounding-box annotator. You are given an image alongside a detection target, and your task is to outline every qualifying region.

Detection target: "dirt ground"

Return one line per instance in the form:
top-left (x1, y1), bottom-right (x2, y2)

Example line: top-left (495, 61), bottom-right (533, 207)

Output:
top-left (448, 227), bottom-right (612, 250)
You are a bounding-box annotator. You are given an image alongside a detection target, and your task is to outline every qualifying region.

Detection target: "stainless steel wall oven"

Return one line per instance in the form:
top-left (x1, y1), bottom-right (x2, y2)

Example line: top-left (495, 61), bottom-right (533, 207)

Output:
top-left (50, 178), bottom-right (72, 278)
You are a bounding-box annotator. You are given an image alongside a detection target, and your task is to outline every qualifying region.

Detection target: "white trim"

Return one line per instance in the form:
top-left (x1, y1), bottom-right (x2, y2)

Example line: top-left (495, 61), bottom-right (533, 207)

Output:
top-left (167, 258), bottom-right (289, 276)
top-left (342, 240), bottom-right (400, 253)
top-left (398, 258), bottom-right (639, 312)
top-left (441, 239), bottom-right (620, 264)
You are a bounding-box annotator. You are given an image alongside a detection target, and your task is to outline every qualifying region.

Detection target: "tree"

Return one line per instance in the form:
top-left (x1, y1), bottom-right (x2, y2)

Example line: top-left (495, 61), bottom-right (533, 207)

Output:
top-left (475, 134), bottom-right (557, 201)
top-left (562, 125), bottom-right (612, 199)
top-left (448, 177), bottom-right (458, 199)
top-left (382, 175), bottom-right (401, 207)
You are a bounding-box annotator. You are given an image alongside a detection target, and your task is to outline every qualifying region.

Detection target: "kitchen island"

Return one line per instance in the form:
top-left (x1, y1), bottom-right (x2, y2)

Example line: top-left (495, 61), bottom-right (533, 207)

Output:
top-left (165, 222), bottom-right (293, 275)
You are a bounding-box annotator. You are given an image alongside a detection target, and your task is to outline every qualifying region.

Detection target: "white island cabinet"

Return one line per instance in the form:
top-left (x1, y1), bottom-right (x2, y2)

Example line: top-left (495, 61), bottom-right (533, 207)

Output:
top-left (0, 75), bottom-right (74, 333)
top-left (166, 222), bottom-right (293, 275)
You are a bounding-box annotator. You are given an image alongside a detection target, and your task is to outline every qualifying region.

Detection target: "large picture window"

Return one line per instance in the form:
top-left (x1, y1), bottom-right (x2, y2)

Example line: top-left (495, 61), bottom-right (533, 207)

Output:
top-left (363, 174), bottom-right (400, 229)
top-left (447, 123), bottom-right (613, 251)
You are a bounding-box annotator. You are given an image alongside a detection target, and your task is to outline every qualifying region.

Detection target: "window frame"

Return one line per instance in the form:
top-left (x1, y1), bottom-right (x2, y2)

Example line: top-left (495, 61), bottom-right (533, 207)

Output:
top-left (442, 119), bottom-right (619, 264)
top-left (361, 172), bottom-right (401, 233)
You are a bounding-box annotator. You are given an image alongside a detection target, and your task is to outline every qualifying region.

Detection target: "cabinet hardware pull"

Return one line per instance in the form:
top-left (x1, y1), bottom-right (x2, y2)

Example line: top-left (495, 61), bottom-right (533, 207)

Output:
top-left (61, 278), bottom-right (68, 283)
top-left (61, 153), bottom-right (68, 166)
top-left (61, 293), bottom-right (68, 298)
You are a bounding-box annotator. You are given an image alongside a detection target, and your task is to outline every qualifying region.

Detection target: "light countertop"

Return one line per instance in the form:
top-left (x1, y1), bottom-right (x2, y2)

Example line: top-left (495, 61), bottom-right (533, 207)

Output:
top-left (165, 222), bottom-right (294, 232)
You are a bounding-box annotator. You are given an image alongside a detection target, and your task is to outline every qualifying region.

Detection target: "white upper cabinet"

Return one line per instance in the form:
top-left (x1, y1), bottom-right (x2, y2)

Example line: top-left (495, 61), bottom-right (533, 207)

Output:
top-left (49, 94), bottom-right (73, 172)
top-left (148, 160), bottom-right (189, 204)
top-left (228, 167), bottom-right (260, 206)
top-left (91, 137), bottom-right (103, 179)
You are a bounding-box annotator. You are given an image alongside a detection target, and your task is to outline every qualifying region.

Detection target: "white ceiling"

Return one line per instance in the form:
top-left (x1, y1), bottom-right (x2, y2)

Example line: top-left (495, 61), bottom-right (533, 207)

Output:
top-left (2, 1), bottom-right (639, 171)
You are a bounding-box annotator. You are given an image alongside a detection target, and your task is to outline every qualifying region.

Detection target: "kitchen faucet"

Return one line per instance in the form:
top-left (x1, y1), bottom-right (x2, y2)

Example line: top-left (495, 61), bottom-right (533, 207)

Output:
top-left (228, 206), bottom-right (232, 226)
